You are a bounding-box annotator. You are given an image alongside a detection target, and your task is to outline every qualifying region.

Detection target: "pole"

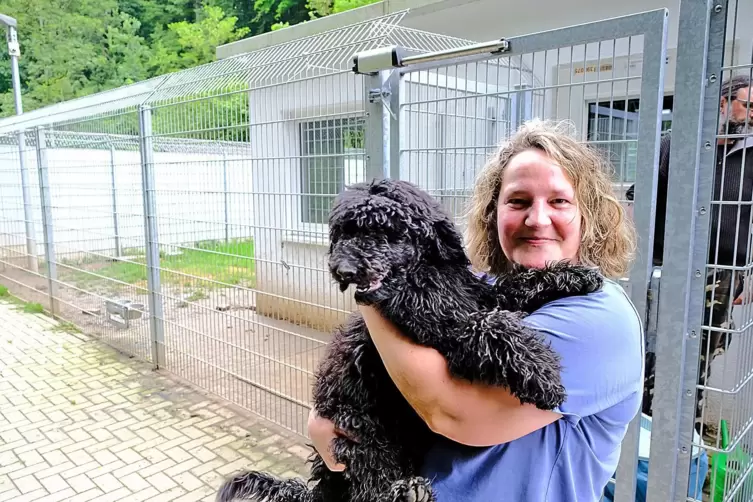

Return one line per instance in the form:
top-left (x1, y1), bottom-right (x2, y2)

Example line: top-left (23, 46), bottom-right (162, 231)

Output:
top-left (109, 142), bottom-right (122, 257)
top-left (1, 16), bottom-right (38, 273)
top-left (35, 127), bottom-right (57, 315)
top-left (138, 105), bottom-right (165, 368)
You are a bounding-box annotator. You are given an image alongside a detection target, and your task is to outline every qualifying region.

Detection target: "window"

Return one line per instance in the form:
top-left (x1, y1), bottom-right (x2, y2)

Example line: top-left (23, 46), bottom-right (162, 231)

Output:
top-left (300, 117), bottom-right (365, 224)
top-left (587, 98), bottom-right (641, 183)
top-left (586, 96), bottom-right (674, 184)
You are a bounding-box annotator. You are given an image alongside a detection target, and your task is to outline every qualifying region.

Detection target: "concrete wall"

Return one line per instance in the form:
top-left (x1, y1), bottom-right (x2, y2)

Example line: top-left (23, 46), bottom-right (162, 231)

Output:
top-left (0, 143), bottom-right (253, 263)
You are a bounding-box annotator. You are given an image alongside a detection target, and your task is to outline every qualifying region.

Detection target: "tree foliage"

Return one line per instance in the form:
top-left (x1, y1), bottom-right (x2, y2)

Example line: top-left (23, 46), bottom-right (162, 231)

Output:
top-left (0, 0), bottom-right (380, 119)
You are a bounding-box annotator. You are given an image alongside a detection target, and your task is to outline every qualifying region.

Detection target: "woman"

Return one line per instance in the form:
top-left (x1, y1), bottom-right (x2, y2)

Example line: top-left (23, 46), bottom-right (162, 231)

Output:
top-left (309, 119), bottom-right (644, 501)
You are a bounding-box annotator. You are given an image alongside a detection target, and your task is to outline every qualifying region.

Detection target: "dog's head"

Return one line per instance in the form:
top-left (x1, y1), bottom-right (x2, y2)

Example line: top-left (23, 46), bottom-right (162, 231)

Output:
top-left (327, 178), bottom-right (469, 299)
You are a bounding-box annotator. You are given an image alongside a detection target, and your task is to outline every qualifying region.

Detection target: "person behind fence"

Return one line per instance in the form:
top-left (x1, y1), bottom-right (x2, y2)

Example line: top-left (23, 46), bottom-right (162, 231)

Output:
top-left (626, 74), bottom-right (753, 433)
top-left (307, 119), bottom-right (644, 501)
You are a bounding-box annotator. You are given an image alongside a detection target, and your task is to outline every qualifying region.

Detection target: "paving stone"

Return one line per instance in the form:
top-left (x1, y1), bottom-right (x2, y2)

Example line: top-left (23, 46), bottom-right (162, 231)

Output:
top-left (0, 302), bottom-right (310, 501)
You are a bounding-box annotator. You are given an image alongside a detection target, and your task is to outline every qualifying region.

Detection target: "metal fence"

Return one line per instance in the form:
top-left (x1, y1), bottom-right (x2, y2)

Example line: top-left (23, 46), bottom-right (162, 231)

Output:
top-left (0, 1), bottom-right (751, 501)
top-left (0, 12), bottom-right (494, 438)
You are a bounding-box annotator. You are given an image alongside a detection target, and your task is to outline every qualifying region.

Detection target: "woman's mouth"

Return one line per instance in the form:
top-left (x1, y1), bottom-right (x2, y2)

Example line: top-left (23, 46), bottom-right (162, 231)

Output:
top-left (520, 237), bottom-right (553, 245)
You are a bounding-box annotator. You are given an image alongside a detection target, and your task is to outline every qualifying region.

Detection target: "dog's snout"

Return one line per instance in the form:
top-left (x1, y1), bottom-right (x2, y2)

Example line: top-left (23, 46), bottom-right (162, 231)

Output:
top-left (334, 262), bottom-right (357, 282)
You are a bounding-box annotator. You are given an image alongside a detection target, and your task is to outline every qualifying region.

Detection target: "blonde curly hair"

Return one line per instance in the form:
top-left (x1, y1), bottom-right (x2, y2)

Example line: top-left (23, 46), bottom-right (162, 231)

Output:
top-left (464, 119), bottom-right (636, 279)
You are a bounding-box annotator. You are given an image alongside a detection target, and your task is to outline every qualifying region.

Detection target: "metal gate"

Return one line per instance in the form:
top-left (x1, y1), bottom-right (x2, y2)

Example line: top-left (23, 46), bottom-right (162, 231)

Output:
top-left (352, 8), bottom-right (669, 502)
top-left (648, 1), bottom-right (753, 502)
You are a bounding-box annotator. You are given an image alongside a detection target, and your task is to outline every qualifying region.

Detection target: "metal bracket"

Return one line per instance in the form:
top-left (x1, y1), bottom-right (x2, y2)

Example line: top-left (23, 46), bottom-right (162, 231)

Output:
top-left (367, 79), bottom-right (397, 122)
top-left (5, 26), bottom-right (19, 57)
top-left (105, 298), bottom-right (144, 329)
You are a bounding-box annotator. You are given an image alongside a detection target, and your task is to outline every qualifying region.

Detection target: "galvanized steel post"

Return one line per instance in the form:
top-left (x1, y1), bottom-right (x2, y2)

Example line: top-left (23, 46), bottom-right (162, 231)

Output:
top-left (138, 105), bottom-right (165, 368)
top-left (109, 141), bottom-right (122, 257)
top-left (35, 127), bottom-right (57, 315)
top-left (646, 1), bottom-right (728, 500)
top-left (18, 130), bottom-right (38, 273)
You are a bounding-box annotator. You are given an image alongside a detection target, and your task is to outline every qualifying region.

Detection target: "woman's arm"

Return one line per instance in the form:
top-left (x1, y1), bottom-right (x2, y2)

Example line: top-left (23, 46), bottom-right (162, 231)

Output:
top-left (359, 305), bottom-right (561, 447)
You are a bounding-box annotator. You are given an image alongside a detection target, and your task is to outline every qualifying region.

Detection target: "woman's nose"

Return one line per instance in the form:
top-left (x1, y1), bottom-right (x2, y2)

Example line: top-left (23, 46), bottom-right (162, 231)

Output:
top-left (525, 202), bottom-right (552, 227)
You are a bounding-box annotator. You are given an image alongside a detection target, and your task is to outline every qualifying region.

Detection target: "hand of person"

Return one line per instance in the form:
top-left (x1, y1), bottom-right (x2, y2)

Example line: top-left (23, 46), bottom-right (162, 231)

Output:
top-left (733, 276), bottom-right (752, 306)
top-left (733, 290), bottom-right (751, 305)
top-left (307, 408), bottom-right (357, 472)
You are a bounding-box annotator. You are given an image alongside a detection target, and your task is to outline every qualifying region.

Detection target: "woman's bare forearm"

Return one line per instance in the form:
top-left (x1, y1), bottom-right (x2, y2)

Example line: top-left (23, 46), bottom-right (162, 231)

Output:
top-left (358, 305), bottom-right (451, 425)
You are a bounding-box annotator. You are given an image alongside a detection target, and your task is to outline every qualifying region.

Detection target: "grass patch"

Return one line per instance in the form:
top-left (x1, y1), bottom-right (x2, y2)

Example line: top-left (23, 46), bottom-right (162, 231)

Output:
top-left (49, 321), bottom-right (82, 334)
top-left (185, 289), bottom-right (209, 302)
top-left (58, 238), bottom-right (256, 292)
top-left (22, 302), bottom-right (45, 314)
top-left (0, 284), bottom-right (27, 308)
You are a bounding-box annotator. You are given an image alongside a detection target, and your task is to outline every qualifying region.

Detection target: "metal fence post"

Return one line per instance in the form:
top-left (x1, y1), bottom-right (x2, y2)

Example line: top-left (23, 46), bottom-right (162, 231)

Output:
top-left (646, 1), bottom-right (727, 500)
top-left (138, 104), bottom-right (165, 368)
top-left (35, 127), bottom-right (57, 315)
top-left (17, 130), bottom-right (38, 273)
top-left (614, 9), bottom-right (669, 502)
top-left (222, 150), bottom-right (229, 243)
top-left (109, 140), bottom-right (122, 257)
top-left (363, 68), bottom-right (401, 180)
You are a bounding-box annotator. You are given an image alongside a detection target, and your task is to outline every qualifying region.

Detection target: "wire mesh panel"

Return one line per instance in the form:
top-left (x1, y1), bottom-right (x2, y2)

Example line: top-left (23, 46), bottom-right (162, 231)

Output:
top-left (35, 114), bottom-right (153, 362)
top-left (131, 14), bottom-right (476, 437)
top-left (0, 130), bottom-right (49, 309)
top-left (686, 1), bottom-right (753, 500)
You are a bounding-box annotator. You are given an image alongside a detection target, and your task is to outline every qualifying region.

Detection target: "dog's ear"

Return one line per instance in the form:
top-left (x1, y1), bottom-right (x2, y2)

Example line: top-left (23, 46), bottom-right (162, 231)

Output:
top-left (432, 215), bottom-right (467, 263)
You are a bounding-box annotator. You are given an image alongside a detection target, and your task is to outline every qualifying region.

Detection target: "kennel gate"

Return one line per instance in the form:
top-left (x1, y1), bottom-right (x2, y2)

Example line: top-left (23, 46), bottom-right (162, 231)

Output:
top-left (351, 9), bottom-right (670, 502)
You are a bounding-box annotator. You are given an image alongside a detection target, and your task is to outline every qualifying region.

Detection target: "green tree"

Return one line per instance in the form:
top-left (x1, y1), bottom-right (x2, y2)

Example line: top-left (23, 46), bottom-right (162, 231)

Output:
top-left (332, 0), bottom-right (380, 14)
top-left (148, 4), bottom-right (250, 75)
top-left (0, 0), bottom-right (387, 119)
top-left (0, 0), bottom-right (151, 116)
top-left (119, 0), bottom-right (195, 39)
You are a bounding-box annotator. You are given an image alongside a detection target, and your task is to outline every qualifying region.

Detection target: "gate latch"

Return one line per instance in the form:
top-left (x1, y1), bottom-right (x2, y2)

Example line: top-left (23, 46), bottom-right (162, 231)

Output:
top-left (368, 86), bottom-right (397, 121)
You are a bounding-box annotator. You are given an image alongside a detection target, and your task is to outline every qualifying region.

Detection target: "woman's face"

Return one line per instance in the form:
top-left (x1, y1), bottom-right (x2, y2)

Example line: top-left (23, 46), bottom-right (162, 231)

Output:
top-left (496, 148), bottom-right (582, 269)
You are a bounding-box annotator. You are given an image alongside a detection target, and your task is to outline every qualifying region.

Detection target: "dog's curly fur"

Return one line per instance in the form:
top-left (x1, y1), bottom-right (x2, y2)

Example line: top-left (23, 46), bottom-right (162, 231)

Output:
top-left (216, 178), bottom-right (604, 502)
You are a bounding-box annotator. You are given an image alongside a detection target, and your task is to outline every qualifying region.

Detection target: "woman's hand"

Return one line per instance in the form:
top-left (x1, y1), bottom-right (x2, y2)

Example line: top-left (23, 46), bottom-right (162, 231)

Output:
top-left (307, 408), bottom-right (357, 472)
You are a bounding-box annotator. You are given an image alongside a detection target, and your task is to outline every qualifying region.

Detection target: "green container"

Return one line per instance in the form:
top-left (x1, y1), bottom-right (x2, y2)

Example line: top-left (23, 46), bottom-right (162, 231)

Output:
top-left (710, 420), bottom-right (753, 502)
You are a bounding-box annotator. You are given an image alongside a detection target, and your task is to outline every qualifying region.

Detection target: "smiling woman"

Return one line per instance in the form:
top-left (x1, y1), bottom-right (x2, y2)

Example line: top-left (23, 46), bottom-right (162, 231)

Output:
top-left (309, 118), bottom-right (644, 502)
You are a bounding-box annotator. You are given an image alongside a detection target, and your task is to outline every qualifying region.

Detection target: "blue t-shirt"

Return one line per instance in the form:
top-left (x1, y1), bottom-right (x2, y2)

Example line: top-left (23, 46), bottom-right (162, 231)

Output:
top-left (420, 277), bottom-right (644, 502)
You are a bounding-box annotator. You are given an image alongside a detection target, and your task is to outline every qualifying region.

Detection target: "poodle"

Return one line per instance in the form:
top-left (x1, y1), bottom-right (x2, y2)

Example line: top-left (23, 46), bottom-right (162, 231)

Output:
top-left (216, 178), bottom-right (603, 502)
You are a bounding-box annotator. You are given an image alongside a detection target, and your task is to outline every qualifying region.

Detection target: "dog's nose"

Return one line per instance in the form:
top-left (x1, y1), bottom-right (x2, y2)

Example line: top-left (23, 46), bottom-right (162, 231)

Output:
top-left (334, 263), bottom-right (357, 283)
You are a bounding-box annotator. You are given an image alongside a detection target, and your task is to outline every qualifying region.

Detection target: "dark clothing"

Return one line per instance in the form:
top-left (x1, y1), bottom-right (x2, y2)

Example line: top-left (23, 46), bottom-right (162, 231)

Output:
top-left (626, 134), bottom-right (753, 268)
top-left (641, 267), bottom-right (740, 421)
top-left (627, 133), bottom-right (753, 424)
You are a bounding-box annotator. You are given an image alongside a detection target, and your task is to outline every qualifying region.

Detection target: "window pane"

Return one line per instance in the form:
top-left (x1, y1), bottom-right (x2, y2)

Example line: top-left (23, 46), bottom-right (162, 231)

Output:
top-left (301, 117), bottom-right (365, 224)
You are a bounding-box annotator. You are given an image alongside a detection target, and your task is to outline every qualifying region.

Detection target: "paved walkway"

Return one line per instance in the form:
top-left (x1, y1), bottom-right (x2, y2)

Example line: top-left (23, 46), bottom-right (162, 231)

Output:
top-left (0, 300), bottom-right (310, 501)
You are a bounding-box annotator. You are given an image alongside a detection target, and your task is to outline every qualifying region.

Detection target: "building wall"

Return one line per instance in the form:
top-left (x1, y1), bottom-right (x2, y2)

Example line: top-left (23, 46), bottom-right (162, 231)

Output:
top-left (0, 144), bottom-right (253, 263)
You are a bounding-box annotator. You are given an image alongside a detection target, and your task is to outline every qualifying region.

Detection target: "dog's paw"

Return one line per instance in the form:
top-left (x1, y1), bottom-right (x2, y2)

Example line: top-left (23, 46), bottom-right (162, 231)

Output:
top-left (388, 477), bottom-right (435, 502)
top-left (539, 262), bottom-right (603, 296)
top-left (465, 309), bottom-right (566, 410)
top-left (559, 264), bottom-right (603, 295)
top-left (510, 345), bottom-right (567, 411)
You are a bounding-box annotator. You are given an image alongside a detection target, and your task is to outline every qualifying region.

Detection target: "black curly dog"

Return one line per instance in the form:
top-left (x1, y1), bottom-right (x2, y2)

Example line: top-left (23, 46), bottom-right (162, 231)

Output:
top-left (216, 178), bottom-right (603, 502)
